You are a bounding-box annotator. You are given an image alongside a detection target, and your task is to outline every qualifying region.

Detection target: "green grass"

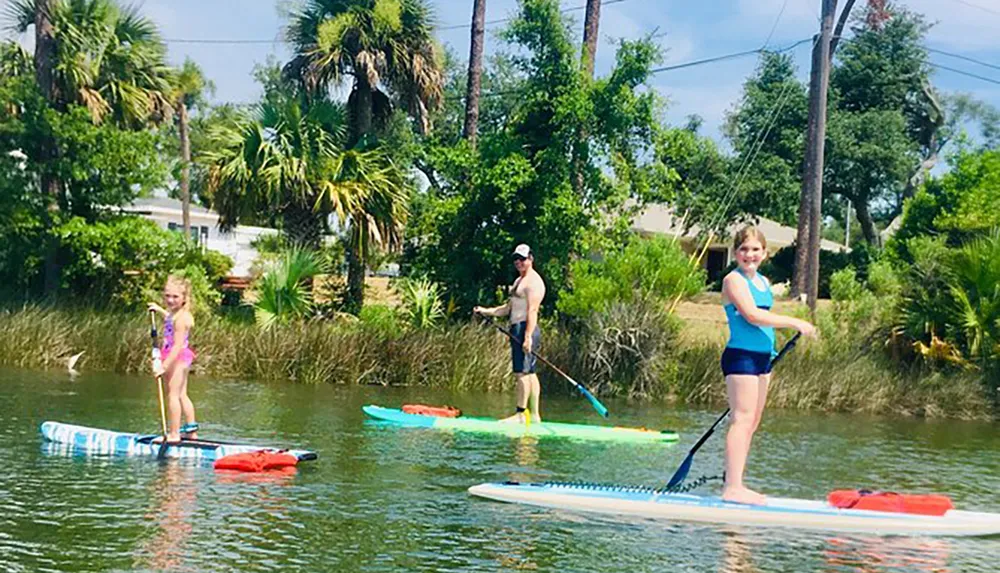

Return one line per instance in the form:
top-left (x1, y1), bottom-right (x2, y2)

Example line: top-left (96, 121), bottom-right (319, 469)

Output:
top-left (0, 304), bottom-right (992, 419)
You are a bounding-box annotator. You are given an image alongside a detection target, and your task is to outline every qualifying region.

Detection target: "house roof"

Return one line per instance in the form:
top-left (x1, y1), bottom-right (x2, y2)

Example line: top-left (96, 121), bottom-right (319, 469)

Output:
top-left (633, 203), bottom-right (848, 252)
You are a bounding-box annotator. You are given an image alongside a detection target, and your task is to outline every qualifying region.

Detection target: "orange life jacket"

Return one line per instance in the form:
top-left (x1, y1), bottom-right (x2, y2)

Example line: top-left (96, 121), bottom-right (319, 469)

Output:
top-left (827, 489), bottom-right (954, 516)
top-left (402, 404), bottom-right (462, 418)
top-left (214, 450), bottom-right (299, 472)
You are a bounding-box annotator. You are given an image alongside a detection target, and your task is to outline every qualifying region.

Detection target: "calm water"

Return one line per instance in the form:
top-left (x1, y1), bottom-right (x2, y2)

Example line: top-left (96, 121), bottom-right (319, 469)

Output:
top-left (0, 366), bottom-right (998, 573)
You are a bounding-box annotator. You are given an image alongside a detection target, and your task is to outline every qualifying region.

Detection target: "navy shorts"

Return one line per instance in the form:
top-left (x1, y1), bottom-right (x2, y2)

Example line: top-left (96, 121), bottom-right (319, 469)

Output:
top-left (721, 347), bottom-right (773, 376)
top-left (510, 321), bottom-right (541, 374)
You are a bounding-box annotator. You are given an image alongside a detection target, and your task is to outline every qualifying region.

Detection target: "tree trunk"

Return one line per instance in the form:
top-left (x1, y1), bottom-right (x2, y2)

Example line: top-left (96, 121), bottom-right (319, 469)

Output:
top-left (463, 0), bottom-right (486, 148)
top-left (351, 75), bottom-right (374, 146)
top-left (805, 0), bottom-right (837, 313)
top-left (581, 0), bottom-right (602, 77)
top-left (178, 101), bottom-right (192, 240)
top-left (346, 244), bottom-right (365, 315)
top-left (282, 201), bottom-right (323, 250)
top-left (35, 0), bottom-right (62, 295)
top-left (853, 197), bottom-right (878, 246)
top-left (573, 0), bottom-right (601, 196)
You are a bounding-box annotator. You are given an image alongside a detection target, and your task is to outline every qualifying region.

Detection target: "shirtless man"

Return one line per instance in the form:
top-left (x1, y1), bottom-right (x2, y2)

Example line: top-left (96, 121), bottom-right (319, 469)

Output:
top-left (474, 244), bottom-right (547, 423)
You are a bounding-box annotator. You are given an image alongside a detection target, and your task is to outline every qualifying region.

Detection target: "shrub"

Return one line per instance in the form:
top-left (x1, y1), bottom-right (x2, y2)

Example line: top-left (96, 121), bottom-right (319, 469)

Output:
top-left (558, 236), bottom-right (704, 320)
top-left (252, 248), bottom-right (326, 329)
top-left (397, 277), bottom-right (445, 329)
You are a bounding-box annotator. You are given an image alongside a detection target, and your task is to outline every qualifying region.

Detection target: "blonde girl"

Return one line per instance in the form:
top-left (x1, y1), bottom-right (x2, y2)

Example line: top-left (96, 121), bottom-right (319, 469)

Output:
top-left (149, 275), bottom-right (198, 442)
top-left (720, 227), bottom-right (816, 505)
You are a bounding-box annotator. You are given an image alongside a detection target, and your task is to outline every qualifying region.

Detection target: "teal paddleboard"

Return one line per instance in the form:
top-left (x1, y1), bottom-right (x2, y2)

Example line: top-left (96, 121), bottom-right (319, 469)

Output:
top-left (362, 405), bottom-right (678, 443)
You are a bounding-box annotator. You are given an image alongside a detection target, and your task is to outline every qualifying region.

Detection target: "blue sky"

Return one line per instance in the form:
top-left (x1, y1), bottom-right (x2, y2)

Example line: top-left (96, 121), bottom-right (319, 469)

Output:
top-left (4, 0), bottom-right (1000, 143)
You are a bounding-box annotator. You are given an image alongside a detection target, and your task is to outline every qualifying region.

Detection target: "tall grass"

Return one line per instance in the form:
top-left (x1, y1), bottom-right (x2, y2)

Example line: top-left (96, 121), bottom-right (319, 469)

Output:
top-left (0, 305), bottom-right (510, 391)
top-left (0, 304), bottom-right (992, 419)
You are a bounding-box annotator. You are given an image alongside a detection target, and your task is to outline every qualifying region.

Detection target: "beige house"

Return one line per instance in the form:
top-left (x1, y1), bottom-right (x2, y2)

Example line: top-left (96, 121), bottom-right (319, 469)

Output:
top-left (633, 204), bottom-right (847, 283)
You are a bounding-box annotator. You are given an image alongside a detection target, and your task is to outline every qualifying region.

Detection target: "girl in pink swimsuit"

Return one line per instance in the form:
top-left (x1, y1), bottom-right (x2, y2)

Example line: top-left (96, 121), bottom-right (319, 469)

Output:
top-left (149, 275), bottom-right (198, 442)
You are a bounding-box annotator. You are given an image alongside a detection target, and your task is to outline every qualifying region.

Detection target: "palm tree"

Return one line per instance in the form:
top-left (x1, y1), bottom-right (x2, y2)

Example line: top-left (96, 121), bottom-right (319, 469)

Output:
top-left (283, 0), bottom-right (444, 142)
top-left (6, 0), bottom-right (172, 292)
top-left (202, 88), bottom-right (408, 312)
top-left (7, 0), bottom-right (172, 127)
top-left (463, 0), bottom-right (486, 147)
top-left (169, 59), bottom-right (214, 239)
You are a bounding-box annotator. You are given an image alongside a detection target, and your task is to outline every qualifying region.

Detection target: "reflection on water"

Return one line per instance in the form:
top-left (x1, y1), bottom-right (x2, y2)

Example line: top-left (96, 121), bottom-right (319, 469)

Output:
top-left (3, 368), bottom-right (999, 573)
top-left (136, 463), bottom-right (197, 573)
top-left (823, 536), bottom-right (952, 573)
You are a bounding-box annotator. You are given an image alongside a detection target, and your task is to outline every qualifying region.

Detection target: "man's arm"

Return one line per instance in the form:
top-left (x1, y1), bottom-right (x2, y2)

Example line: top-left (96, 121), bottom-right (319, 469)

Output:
top-left (473, 301), bottom-right (511, 317)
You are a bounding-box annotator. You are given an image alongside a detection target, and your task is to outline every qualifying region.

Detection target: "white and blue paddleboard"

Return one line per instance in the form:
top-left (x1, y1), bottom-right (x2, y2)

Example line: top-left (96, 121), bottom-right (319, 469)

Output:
top-left (468, 481), bottom-right (1000, 537)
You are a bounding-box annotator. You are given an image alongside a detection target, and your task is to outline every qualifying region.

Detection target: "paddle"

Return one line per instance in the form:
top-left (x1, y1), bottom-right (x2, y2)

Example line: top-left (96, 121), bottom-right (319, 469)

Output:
top-left (149, 310), bottom-right (170, 460)
top-left (479, 315), bottom-right (610, 418)
top-left (664, 333), bottom-right (802, 491)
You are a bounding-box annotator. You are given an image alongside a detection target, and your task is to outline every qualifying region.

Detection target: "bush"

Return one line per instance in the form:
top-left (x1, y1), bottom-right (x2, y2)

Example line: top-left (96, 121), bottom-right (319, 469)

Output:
top-left (759, 242), bottom-right (874, 297)
top-left (251, 248), bottom-right (325, 329)
top-left (397, 277), bottom-right (444, 329)
top-left (54, 216), bottom-right (232, 309)
top-left (557, 236), bottom-right (705, 320)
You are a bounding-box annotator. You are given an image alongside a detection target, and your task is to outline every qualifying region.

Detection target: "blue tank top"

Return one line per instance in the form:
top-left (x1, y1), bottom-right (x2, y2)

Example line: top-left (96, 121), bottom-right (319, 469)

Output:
top-left (724, 270), bottom-right (776, 355)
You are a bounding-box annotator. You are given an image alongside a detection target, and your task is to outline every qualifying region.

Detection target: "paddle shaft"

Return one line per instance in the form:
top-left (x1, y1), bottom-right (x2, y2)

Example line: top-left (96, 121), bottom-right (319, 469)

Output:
top-left (480, 315), bottom-right (609, 417)
top-left (665, 333), bottom-right (802, 489)
top-left (149, 311), bottom-right (169, 458)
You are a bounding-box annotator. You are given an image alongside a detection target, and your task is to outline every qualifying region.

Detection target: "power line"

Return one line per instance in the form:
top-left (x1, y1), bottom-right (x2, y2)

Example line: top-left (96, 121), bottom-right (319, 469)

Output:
top-left (649, 37), bottom-right (812, 75)
top-left (440, 0), bottom-right (632, 30)
top-left (162, 0), bottom-right (635, 42)
top-left (931, 62), bottom-right (1000, 86)
top-left (927, 48), bottom-right (1000, 74)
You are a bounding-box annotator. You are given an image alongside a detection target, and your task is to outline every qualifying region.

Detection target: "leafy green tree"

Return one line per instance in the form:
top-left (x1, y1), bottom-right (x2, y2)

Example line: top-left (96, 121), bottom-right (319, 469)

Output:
top-left (723, 52), bottom-right (809, 227)
top-left (556, 236), bottom-right (705, 321)
top-left (252, 247), bottom-right (326, 329)
top-left (407, 0), bottom-right (663, 311)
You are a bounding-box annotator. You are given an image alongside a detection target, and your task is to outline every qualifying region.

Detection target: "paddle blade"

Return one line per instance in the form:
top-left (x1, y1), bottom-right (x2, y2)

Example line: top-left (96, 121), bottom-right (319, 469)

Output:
top-left (577, 386), bottom-right (609, 418)
top-left (666, 454), bottom-right (693, 490)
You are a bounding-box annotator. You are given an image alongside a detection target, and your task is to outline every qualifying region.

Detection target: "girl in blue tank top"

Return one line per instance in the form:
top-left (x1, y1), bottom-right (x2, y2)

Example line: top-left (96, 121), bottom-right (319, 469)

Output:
top-left (719, 226), bottom-right (817, 506)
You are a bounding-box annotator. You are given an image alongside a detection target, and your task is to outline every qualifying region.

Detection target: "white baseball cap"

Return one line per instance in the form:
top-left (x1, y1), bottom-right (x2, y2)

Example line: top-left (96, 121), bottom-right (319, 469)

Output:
top-left (512, 244), bottom-right (532, 258)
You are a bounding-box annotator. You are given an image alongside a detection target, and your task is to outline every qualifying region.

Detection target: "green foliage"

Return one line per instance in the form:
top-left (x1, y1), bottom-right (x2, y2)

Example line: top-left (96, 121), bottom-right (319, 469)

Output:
top-left (252, 248), bottom-right (326, 329)
top-left (406, 0), bottom-right (664, 311)
top-left (5, 0), bottom-right (173, 128)
top-left (557, 236), bottom-right (703, 320)
top-left (396, 276), bottom-right (444, 329)
top-left (948, 231), bottom-right (1000, 371)
top-left (51, 216), bottom-right (230, 309)
top-left (721, 52), bottom-right (809, 227)
top-left (889, 149), bottom-right (1000, 263)
top-left (358, 303), bottom-right (403, 337)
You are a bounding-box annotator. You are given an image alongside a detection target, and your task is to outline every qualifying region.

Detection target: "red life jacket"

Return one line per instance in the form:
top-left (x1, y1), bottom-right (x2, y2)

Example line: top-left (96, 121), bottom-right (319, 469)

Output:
top-left (214, 450), bottom-right (299, 473)
top-left (827, 489), bottom-right (954, 516)
top-left (402, 404), bottom-right (462, 418)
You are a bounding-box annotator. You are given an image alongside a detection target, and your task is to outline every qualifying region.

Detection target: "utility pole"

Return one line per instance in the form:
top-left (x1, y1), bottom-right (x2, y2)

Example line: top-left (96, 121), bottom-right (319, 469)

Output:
top-left (802, 0), bottom-right (837, 314)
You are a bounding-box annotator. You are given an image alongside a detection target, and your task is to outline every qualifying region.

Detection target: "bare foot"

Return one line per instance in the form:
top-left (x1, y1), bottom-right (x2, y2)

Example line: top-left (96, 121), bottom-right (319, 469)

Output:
top-left (532, 415), bottom-right (542, 424)
top-left (164, 434), bottom-right (181, 443)
top-left (499, 412), bottom-right (527, 424)
top-left (184, 432), bottom-right (198, 440)
top-left (721, 486), bottom-right (767, 506)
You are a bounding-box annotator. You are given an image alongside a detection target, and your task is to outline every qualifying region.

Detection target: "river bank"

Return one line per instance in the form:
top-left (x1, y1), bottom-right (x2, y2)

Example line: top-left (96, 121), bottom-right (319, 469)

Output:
top-left (0, 304), bottom-right (993, 419)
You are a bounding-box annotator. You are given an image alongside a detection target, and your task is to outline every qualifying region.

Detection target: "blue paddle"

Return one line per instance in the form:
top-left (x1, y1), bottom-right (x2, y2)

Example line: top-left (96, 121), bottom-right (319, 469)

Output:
top-left (481, 316), bottom-right (610, 418)
top-left (664, 333), bottom-right (802, 491)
